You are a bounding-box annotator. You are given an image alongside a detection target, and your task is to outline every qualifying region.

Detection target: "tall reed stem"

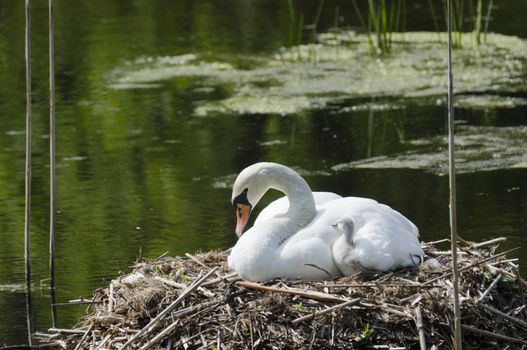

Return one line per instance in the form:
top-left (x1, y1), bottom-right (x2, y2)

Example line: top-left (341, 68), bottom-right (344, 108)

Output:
top-left (24, 0), bottom-right (34, 344)
top-left (447, 0), bottom-right (462, 348)
top-left (474, 0), bottom-right (482, 44)
top-left (483, 0), bottom-right (493, 42)
top-left (49, 0), bottom-right (58, 328)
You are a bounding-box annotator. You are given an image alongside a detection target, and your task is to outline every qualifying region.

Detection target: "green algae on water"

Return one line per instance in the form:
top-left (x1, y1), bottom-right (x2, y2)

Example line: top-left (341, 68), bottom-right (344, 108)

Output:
top-left (109, 32), bottom-right (527, 116)
top-left (332, 125), bottom-right (527, 175)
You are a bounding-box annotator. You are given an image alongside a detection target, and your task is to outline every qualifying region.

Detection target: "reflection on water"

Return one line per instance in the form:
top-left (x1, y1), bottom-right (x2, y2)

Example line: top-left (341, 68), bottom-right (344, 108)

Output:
top-left (0, 0), bottom-right (526, 344)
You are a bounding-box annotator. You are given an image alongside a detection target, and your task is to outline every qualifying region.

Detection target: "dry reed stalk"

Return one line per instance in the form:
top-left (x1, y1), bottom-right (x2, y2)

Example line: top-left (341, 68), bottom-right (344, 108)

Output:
top-left (48, 0), bottom-right (57, 329)
top-left (236, 281), bottom-right (347, 303)
top-left (414, 304), bottom-right (426, 350)
top-left (292, 298), bottom-right (361, 324)
top-left (24, 1), bottom-right (33, 344)
top-left (461, 325), bottom-right (527, 344)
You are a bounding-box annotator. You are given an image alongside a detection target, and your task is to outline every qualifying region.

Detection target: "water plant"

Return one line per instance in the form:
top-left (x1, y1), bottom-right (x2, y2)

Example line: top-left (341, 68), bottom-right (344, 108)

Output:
top-left (427, 0), bottom-right (493, 48)
top-left (474, 0), bottom-right (494, 45)
top-left (285, 0), bottom-right (326, 62)
top-left (352, 0), bottom-right (405, 54)
top-left (441, 0), bottom-right (464, 48)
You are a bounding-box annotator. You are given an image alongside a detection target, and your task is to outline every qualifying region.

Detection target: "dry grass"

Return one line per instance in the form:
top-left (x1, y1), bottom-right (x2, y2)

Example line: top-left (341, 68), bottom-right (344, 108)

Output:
top-left (45, 238), bottom-right (527, 349)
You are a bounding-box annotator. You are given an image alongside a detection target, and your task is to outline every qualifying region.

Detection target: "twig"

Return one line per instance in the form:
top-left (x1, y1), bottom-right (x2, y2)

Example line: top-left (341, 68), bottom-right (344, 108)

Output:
top-left (176, 329), bottom-right (212, 349)
top-left (478, 303), bottom-right (527, 329)
top-left (236, 281), bottom-right (347, 303)
top-left (446, 0), bottom-right (462, 347)
top-left (414, 305), bottom-right (426, 350)
top-left (73, 324), bottom-right (93, 350)
top-left (471, 237), bottom-right (506, 249)
top-left (428, 250), bottom-right (467, 256)
top-left (172, 300), bottom-right (218, 318)
top-left (477, 274), bottom-right (502, 302)
top-left (185, 253), bottom-right (222, 278)
top-left (327, 283), bottom-right (438, 289)
top-left (154, 251), bottom-right (169, 261)
top-left (139, 320), bottom-right (179, 350)
top-left (461, 325), bottom-right (527, 344)
top-left (185, 253), bottom-right (211, 270)
top-left (48, 328), bottom-right (88, 335)
top-left (359, 301), bottom-right (409, 318)
top-left (53, 300), bottom-right (101, 307)
top-left (422, 238), bottom-right (450, 246)
top-left (107, 282), bottom-right (114, 313)
top-left (48, 0), bottom-right (57, 330)
top-left (24, 0), bottom-right (33, 344)
top-left (249, 318), bottom-right (254, 350)
top-left (0, 344), bottom-right (61, 350)
top-left (201, 272), bottom-right (240, 287)
top-left (292, 298), bottom-right (361, 324)
top-left (422, 247), bottom-right (520, 286)
top-left (119, 266), bottom-right (218, 350)
top-left (94, 333), bottom-right (112, 350)
top-left (90, 315), bottom-right (125, 325)
top-left (153, 275), bottom-right (186, 289)
top-left (304, 263), bottom-right (335, 280)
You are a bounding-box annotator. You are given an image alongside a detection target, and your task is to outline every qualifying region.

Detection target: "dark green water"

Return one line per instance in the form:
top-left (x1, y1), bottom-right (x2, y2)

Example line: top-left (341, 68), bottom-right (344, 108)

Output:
top-left (0, 0), bottom-right (526, 344)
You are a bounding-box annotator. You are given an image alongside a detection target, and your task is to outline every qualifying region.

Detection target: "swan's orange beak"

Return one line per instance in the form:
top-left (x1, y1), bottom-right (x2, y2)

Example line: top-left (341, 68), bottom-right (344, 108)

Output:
top-left (235, 203), bottom-right (251, 237)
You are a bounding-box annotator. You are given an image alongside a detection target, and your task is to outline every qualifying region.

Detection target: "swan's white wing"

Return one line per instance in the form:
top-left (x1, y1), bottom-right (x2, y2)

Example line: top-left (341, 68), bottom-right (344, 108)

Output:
top-left (254, 191), bottom-right (341, 226)
top-left (317, 197), bottom-right (424, 274)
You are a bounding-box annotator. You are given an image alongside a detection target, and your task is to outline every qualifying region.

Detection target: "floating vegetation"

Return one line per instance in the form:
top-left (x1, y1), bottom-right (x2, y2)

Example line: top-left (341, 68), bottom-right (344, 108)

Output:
top-left (332, 125), bottom-right (527, 175)
top-left (211, 174), bottom-right (238, 189)
top-left (42, 238), bottom-right (527, 348)
top-left (451, 94), bottom-right (527, 110)
top-left (109, 32), bottom-right (527, 116)
top-left (0, 284), bottom-right (26, 292)
top-left (258, 139), bottom-right (288, 147)
top-left (338, 101), bottom-right (404, 112)
top-left (212, 167), bottom-right (331, 190)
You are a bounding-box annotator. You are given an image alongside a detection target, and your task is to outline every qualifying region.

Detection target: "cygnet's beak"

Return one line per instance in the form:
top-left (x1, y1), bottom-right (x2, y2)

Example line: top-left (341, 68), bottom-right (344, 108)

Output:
top-left (331, 222), bottom-right (338, 228)
top-left (235, 203), bottom-right (251, 238)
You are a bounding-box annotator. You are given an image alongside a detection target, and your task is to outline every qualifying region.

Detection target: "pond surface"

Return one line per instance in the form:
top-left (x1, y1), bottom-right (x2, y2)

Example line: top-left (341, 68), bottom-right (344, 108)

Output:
top-left (0, 0), bottom-right (526, 344)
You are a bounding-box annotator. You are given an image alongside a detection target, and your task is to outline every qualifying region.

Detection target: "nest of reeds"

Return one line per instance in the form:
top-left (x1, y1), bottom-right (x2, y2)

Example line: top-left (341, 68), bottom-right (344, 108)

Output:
top-left (46, 238), bottom-right (527, 349)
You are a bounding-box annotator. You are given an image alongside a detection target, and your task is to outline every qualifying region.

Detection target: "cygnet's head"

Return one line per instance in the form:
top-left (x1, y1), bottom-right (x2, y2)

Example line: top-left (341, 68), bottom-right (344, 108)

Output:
top-left (333, 216), bottom-right (355, 245)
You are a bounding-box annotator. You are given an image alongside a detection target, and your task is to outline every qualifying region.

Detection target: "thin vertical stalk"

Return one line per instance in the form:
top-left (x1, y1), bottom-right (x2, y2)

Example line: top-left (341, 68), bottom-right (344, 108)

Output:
top-left (333, 5), bottom-right (339, 29)
top-left (447, 0), bottom-right (462, 348)
top-left (456, 0), bottom-right (464, 47)
top-left (351, 0), bottom-right (373, 48)
top-left (287, 0), bottom-right (295, 47)
top-left (49, 0), bottom-right (58, 328)
top-left (428, 0), bottom-right (440, 32)
top-left (312, 0), bottom-right (324, 41)
top-left (296, 14), bottom-right (303, 61)
top-left (474, 0), bottom-right (482, 44)
top-left (24, 0), bottom-right (33, 345)
top-left (400, 0), bottom-right (407, 33)
top-left (309, 0), bottom-right (324, 62)
top-left (380, 0), bottom-right (388, 50)
top-left (483, 0), bottom-right (493, 42)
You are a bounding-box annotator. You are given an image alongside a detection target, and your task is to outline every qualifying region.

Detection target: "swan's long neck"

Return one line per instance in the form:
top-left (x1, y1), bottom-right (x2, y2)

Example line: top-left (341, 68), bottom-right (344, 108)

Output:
top-left (230, 164), bottom-right (319, 281)
top-left (263, 167), bottom-right (317, 240)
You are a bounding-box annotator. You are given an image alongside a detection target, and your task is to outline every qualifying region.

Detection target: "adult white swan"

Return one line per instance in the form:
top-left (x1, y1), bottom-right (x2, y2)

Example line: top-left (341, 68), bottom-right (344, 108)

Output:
top-left (227, 162), bottom-right (423, 282)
